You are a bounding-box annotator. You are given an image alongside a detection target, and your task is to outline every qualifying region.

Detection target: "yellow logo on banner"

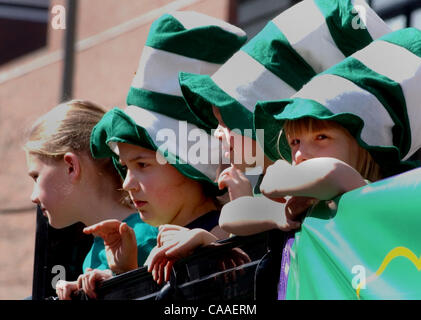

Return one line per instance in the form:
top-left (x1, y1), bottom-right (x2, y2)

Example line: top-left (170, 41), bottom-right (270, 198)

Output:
top-left (356, 247), bottom-right (421, 299)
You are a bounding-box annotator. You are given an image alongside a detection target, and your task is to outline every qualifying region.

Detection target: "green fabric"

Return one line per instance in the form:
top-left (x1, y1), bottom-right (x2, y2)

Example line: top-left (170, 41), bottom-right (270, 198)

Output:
top-left (242, 21), bottom-right (316, 91)
top-left (127, 87), bottom-right (213, 132)
top-left (146, 14), bottom-right (247, 64)
top-left (90, 108), bottom-right (224, 196)
top-left (179, 72), bottom-right (255, 138)
top-left (380, 27), bottom-right (421, 59)
top-left (252, 174), bottom-right (264, 196)
top-left (286, 168), bottom-right (421, 299)
top-left (314, 0), bottom-right (373, 57)
top-left (82, 213), bottom-right (158, 272)
top-left (321, 57), bottom-right (410, 158)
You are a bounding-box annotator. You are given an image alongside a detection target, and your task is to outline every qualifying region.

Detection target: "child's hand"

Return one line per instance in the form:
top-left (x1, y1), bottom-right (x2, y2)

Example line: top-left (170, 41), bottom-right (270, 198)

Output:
top-left (261, 158), bottom-right (367, 201)
top-left (145, 225), bottom-right (218, 284)
top-left (83, 220), bottom-right (138, 274)
top-left (55, 280), bottom-right (78, 300)
top-left (77, 268), bottom-right (113, 299)
top-left (218, 165), bottom-right (253, 200)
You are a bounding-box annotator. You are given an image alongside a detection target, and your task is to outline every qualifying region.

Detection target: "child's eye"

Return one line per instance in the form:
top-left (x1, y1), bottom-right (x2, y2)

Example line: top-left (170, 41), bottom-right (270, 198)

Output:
top-left (289, 139), bottom-right (300, 146)
top-left (316, 134), bottom-right (328, 140)
top-left (137, 162), bottom-right (149, 169)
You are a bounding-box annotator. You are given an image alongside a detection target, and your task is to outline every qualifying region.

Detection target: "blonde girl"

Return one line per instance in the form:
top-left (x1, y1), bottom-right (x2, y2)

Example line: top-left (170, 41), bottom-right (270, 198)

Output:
top-left (25, 100), bottom-right (158, 299)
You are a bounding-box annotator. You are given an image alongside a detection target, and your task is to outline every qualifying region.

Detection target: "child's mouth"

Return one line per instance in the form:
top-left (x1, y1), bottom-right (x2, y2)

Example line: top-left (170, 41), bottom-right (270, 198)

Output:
top-left (133, 200), bottom-right (147, 208)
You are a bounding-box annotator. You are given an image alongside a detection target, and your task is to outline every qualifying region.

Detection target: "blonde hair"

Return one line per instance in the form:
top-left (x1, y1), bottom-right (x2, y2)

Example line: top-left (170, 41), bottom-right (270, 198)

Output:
top-left (281, 118), bottom-right (382, 182)
top-left (24, 100), bottom-right (132, 206)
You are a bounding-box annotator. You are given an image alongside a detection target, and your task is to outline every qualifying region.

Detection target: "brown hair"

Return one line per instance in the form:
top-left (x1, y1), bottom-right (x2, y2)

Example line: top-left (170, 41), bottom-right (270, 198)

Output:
top-left (282, 118), bottom-right (382, 182)
top-left (24, 100), bottom-right (132, 206)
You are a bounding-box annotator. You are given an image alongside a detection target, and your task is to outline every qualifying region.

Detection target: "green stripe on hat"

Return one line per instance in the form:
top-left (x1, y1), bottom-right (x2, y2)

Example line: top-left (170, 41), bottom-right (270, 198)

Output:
top-left (180, 0), bottom-right (391, 137)
top-left (242, 21), bottom-right (316, 91)
top-left (127, 11), bottom-right (246, 131)
top-left (179, 72), bottom-right (256, 139)
top-left (315, 0), bottom-right (373, 56)
top-left (91, 108), bottom-right (224, 196)
top-left (380, 27), bottom-right (421, 58)
top-left (254, 28), bottom-right (421, 177)
top-left (322, 57), bottom-right (410, 157)
top-left (126, 87), bottom-right (212, 132)
top-left (146, 13), bottom-right (247, 64)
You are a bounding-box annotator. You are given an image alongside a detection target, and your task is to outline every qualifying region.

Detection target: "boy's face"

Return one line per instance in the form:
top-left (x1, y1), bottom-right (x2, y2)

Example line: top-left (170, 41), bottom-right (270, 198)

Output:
top-left (212, 106), bottom-right (265, 172)
top-left (287, 125), bottom-right (360, 168)
top-left (117, 142), bottom-right (205, 227)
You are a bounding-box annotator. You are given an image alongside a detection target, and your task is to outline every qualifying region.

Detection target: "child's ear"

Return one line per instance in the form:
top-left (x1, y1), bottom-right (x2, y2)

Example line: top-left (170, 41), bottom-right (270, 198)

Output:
top-left (63, 152), bottom-right (81, 183)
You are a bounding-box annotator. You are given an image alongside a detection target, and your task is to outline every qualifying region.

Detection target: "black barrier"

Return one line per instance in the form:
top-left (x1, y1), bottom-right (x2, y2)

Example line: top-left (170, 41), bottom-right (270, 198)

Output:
top-left (31, 205), bottom-right (94, 300)
top-left (81, 229), bottom-right (287, 301)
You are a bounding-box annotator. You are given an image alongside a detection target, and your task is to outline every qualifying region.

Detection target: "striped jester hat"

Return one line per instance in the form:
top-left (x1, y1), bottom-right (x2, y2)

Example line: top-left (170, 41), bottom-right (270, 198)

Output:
top-left (90, 11), bottom-right (247, 194)
top-left (254, 27), bottom-right (421, 177)
top-left (179, 0), bottom-right (391, 139)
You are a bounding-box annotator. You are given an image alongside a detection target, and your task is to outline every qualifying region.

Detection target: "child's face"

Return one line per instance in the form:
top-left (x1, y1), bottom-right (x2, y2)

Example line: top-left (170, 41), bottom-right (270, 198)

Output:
top-left (287, 125), bottom-right (360, 168)
top-left (26, 153), bottom-right (74, 228)
top-left (117, 142), bottom-right (206, 227)
top-left (212, 106), bottom-right (264, 171)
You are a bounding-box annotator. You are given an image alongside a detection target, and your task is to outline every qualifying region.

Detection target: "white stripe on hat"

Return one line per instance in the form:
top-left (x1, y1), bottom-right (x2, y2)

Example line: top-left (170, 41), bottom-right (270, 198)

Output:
top-left (352, 40), bottom-right (421, 159)
top-left (211, 50), bottom-right (296, 112)
top-left (119, 105), bottom-right (222, 181)
top-left (352, 0), bottom-right (391, 40)
top-left (294, 73), bottom-right (395, 148)
top-left (272, 0), bottom-right (345, 74)
top-left (171, 11), bottom-right (246, 37)
top-left (131, 46), bottom-right (220, 96)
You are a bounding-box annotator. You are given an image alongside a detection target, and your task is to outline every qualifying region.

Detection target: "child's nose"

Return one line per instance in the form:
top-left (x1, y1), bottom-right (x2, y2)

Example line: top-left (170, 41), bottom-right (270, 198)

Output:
top-left (30, 187), bottom-right (40, 205)
top-left (122, 169), bottom-right (140, 193)
top-left (294, 146), bottom-right (311, 165)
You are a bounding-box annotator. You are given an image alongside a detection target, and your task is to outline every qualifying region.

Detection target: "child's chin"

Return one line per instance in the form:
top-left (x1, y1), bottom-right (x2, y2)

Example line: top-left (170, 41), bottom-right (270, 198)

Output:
top-left (138, 211), bottom-right (157, 226)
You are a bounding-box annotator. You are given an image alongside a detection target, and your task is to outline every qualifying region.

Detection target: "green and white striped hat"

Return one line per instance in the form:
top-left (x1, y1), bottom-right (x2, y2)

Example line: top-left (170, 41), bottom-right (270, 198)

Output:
top-left (179, 0), bottom-right (391, 139)
top-left (254, 28), bottom-right (421, 177)
top-left (90, 12), bottom-right (247, 194)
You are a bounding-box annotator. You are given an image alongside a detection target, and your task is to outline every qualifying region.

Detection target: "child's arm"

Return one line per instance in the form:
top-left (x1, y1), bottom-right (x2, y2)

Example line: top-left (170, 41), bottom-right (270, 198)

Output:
top-left (218, 196), bottom-right (303, 236)
top-left (218, 165), bottom-right (253, 200)
top-left (260, 157), bottom-right (367, 201)
top-left (83, 220), bottom-right (138, 274)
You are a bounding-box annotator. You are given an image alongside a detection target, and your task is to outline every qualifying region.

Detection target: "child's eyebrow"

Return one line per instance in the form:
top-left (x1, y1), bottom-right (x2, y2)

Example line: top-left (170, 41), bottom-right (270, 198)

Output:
top-left (120, 154), bottom-right (152, 165)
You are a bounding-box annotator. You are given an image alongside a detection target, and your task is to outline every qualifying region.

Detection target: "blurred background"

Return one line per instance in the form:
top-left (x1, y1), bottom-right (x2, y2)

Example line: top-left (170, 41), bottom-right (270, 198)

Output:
top-left (0, 0), bottom-right (420, 300)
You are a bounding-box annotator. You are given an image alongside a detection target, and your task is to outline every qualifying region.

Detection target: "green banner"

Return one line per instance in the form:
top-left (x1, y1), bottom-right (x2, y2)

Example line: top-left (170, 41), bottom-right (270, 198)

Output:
top-left (287, 167), bottom-right (421, 299)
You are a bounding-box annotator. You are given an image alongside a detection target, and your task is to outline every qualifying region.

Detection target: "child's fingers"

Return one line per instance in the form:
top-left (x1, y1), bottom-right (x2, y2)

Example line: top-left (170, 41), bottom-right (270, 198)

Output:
top-left (218, 174), bottom-right (238, 190)
top-left (285, 197), bottom-right (316, 219)
top-left (157, 261), bottom-right (165, 285)
top-left (164, 260), bottom-right (175, 282)
top-left (146, 247), bottom-right (167, 272)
